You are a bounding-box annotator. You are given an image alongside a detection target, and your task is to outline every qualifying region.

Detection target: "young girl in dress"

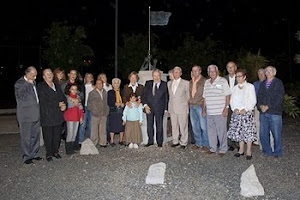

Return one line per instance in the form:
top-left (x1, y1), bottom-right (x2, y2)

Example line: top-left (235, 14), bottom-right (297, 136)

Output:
top-left (64, 84), bottom-right (84, 154)
top-left (122, 93), bottom-right (143, 149)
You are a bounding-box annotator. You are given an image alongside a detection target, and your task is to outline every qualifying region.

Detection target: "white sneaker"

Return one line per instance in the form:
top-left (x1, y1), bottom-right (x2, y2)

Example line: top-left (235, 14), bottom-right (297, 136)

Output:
top-left (133, 143), bottom-right (139, 149)
top-left (128, 143), bottom-right (134, 149)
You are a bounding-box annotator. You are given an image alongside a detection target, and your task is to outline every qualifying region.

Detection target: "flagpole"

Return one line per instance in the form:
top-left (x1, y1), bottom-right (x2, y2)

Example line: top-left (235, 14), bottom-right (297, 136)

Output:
top-left (148, 6), bottom-right (151, 70)
top-left (115, 0), bottom-right (118, 77)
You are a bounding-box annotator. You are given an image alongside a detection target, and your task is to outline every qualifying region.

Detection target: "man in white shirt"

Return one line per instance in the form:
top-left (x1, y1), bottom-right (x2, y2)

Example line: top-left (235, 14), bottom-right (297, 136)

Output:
top-left (224, 61), bottom-right (239, 151)
top-left (167, 66), bottom-right (190, 149)
top-left (203, 65), bottom-right (231, 156)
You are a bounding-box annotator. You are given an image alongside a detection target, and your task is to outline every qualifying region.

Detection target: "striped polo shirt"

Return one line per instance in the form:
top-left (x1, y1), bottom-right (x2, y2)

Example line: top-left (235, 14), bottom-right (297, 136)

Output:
top-left (203, 76), bottom-right (231, 115)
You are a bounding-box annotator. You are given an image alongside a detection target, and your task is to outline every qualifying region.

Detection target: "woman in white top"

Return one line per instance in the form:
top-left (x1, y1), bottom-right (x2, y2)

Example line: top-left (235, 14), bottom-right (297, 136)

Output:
top-left (227, 69), bottom-right (256, 160)
top-left (97, 73), bottom-right (112, 92)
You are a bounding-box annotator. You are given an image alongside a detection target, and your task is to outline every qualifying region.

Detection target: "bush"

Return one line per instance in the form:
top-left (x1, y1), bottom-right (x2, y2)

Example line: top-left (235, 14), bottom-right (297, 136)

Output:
top-left (283, 94), bottom-right (300, 118)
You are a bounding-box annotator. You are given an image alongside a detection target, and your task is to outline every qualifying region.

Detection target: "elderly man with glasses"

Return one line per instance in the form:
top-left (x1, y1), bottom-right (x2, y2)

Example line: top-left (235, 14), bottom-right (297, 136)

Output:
top-left (257, 66), bottom-right (285, 157)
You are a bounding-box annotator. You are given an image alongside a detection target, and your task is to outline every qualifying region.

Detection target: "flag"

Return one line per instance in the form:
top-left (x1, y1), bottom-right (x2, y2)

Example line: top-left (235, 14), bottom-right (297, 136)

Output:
top-left (150, 11), bottom-right (172, 26)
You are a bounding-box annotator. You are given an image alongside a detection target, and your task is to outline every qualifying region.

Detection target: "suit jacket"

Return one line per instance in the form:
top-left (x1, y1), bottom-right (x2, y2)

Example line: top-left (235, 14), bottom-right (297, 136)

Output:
top-left (87, 89), bottom-right (109, 118)
top-left (167, 78), bottom-right (190, 114)
top-left (37, 81), bottom-right (67, 127)
top-left (122, 83), bottom-right (144, 103)
top-left (142, 80), bottom-right (168, 116)
top-left (224, 74), bottom-right (237, 87)
top-left (14, 76), bottom-right (40, 123)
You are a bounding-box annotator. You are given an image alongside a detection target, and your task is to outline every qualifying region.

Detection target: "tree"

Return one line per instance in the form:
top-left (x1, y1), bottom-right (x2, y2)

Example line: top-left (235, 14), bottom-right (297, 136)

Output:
top-left (42, 22), bottom-right (94, 72)
top-left (236, 49), bottom-right (269, 82)
top-left (161, 35), bottom-right (226, 79)
top-left (294, 31), bottom-right (300, 64)
top-left (118, 33), bottom-right (159, 80)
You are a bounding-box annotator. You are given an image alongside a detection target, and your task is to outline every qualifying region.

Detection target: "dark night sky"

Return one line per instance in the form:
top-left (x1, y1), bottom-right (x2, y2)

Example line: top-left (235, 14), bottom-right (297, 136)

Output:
top-left (0, 0), bottom-right (300, 107)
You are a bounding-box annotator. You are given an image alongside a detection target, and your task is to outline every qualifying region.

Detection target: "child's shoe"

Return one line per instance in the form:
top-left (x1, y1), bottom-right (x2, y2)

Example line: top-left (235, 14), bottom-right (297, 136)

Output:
top-left (128, 143), bottom-right (134, 149)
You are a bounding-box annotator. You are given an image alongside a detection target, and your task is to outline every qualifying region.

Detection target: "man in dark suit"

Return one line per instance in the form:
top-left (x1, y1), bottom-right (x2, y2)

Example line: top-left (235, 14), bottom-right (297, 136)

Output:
top-left (143, 69), bottom-right (169, 147)
top-left (224, 61), bottom-right (239, 151)
top-left (14, 66), bottom-right (42, 164)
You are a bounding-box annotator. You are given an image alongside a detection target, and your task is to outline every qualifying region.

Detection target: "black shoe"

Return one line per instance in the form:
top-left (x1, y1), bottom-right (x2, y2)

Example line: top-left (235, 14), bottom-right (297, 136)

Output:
top-left (32, 157), bottom-right (43, 161)
top-left (246, 154), bottom-right (252, 160)
top-left (24, 159), bottom-right (34, 164)
top-left (171, 143), bottom-right (180, 147)
top-left (119, 141), bottom-right (124, 146)
top-left (145, 143), bottom-right (154, 147)
top-left (100, 145), bottom-right (107, 148)
top-left (46, 157), bottom-right (53, 162)
top-left (228, 146), bottom-right (235, 151)
top-left (73, 144), bottom-right (81, 151)
top-left (110, 142), bottom-right (116, 147)
top-left (53, 154), bottom-right (62, 159)
top-left (180, 145), bottom-right (186, 149)
top-left (234, 152), bottom-right (244, 157)
top-left (157, 144), bottom-right (163, 147)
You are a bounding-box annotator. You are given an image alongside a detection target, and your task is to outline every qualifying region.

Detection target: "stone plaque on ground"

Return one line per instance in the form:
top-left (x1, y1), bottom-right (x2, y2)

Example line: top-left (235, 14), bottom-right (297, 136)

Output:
top-left (240, 164), bottom-right (264, 197)
top-left (80, 138), bottom-right (99, 155)
top-left (145, 162), bottom-right (166, 184)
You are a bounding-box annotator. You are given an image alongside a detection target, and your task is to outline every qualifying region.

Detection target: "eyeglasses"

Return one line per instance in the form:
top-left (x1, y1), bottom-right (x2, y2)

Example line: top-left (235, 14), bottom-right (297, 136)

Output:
top-left (236, 75), bottom-right (244, 78)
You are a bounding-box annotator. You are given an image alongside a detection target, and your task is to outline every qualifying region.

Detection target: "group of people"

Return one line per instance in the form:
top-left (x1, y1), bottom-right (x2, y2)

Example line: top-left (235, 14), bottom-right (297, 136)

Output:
top-left (14, 61), bottom-right (285, 164)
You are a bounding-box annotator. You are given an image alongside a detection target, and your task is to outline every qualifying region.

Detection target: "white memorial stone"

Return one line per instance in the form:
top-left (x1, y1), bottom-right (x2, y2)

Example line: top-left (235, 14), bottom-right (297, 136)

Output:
top-left (80, 138), bottom-right (99, 155)
top-left (146, 162), bottom-right (166, 184)
top-left (138, 70), bottom-right (172, 145)
top-left (240, 164), bottom-right (264, 197)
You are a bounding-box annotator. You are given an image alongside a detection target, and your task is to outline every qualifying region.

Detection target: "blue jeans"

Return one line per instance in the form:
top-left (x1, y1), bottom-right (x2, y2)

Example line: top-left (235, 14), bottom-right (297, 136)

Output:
top-left (259, 113), bottom-right (282, 156)
top-left (189, 105), bottom-right (209, 148)
top-left (78, 107), bottom-right (92, 144)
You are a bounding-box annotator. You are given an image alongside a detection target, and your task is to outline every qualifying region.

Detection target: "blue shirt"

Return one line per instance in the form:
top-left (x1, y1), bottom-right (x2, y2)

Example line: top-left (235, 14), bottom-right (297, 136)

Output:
top-left (122, 102), bottom-right (143, 123)
top-left (253, 80), bottom-right (262, 96)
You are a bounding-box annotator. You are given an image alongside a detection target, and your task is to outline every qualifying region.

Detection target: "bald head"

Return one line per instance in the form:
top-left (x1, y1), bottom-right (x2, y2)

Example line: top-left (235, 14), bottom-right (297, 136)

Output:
top-left (25, 66), bottom-right (37, 82)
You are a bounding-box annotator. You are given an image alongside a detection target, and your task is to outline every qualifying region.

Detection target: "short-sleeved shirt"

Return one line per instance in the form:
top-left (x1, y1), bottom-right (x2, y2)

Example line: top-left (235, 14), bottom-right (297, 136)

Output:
top-left (203, 76), bottom-right (231, 115)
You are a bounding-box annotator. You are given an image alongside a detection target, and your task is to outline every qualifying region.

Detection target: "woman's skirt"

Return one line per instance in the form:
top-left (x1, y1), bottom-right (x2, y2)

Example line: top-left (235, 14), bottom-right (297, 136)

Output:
top-left (227, 111), bottom-right (256, 142)
top-left (124, 120), bottom-right (141, 144)
top-left (109, 112), bottom-right (124, 133)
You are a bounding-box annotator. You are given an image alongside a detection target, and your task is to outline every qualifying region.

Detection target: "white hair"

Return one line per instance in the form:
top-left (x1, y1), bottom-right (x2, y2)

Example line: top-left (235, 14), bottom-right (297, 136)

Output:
top-left (173, 66), bottom-right (182, 73)
top-left (112, 78), bottom-right (121, 84)
top-left (207, 64), bottom-right (219, 74)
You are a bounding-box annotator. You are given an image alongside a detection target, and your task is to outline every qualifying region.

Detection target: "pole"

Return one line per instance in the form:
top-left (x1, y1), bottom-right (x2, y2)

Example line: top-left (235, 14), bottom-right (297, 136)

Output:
top-left (148, 6), bottom-right (151, 70)
top-left (114, 0), bottom-right (118, 77)
top-left (288, 20), bottom-right (292, 80)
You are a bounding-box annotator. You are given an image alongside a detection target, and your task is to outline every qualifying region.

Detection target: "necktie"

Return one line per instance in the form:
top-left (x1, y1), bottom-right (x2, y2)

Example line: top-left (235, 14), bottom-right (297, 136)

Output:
top-left (33, 85), bottom-right (39, 103)
top-left (153, 83), bottom-right (158, 96)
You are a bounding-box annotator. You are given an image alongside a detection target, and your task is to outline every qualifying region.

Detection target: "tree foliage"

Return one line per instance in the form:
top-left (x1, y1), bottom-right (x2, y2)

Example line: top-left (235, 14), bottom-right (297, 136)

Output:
top-left (236, 49), bottom-right (269, 82)
top-left (42, 22), bottom-right (94, 72)
top-left (283, 94), bottom-right (300, 118)
top-left (162, 36), bottom-right (226, 78)
top-left (118, 33), bottom-right (159, 80)
top-left (294, 31), bottom-right (300, 64)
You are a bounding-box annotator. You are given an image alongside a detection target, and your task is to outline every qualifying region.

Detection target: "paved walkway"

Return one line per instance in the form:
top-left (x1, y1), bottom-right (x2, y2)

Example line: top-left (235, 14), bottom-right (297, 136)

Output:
top-left (0, 114), bottom-right (19, 134)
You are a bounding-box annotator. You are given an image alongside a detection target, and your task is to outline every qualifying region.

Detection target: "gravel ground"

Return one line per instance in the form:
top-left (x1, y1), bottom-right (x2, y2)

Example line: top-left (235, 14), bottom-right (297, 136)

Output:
top-left (0, 117), bottom-right (299, 200)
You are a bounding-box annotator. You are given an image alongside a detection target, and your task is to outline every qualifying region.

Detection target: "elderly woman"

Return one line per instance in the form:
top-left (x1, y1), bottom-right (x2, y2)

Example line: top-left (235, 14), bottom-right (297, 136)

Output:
top-left (122, 71), bottom-right (144, 104)
top-left (227, 69), bottom-right (257, 160)
top-left (37, 69), bottom-right (67, 161)
top-left (107, 78), bottom-right (125, 146)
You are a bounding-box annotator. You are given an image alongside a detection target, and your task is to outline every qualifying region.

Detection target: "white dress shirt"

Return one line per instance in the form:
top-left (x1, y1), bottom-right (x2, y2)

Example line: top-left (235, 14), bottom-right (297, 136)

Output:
top-left (129, 82), bottom-right (138, 93)
top-left (229, 75), bottom-right (236, 92)
top-left (172, 78), bottom-right (181, 94)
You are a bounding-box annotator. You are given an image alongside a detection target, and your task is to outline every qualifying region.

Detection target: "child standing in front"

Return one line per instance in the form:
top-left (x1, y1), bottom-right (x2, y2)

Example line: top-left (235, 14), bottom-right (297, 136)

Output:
top-left (122, 93), bottom-right (143, 149)
top-left (64, 84), bottom-right (84, 154)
